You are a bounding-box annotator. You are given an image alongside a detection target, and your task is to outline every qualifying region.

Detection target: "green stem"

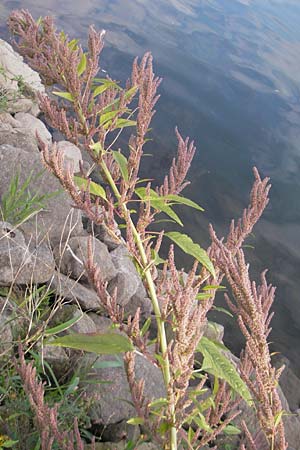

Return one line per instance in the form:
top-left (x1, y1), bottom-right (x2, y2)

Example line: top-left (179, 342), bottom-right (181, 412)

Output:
top-left (100, 160), bottom-right (177, 450)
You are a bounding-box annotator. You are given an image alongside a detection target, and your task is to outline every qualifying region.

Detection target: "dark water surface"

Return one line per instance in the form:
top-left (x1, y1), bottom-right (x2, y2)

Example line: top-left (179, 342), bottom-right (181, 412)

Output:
top-left (1, 1), bottom-right (300, 371)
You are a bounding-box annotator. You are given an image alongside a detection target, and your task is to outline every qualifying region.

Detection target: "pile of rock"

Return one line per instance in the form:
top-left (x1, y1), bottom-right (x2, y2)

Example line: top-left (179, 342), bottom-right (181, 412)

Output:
top-left (0, 38), bottom-right (300, 449)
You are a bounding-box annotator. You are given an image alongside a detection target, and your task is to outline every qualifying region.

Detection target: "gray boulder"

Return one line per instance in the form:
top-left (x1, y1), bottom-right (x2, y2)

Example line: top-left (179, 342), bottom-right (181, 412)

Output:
top-left (0, 144), bottom-right (83, 246)
top-left (0, 123), bottom-right (39, 153)
top-left (14, 112), bottom-right (52, 145)
top-left (108, 245), bottom-right (147, 307)
top-left (78, 352), bottom-right (165, 426)
top-left (48, 271), bottom-right (104, 312)
top-left (56, 140), bottom-right (83, 173)
top-left (0, 221), bottom-right (55, 285)
top-left (0, 298), bottom-right (13, 356)
top-left (0, 39), bottom-right (44, 115)
top-left (56, 236), bottom-right (117, 283)
top-left (274, 356), bottom-right (300, 412)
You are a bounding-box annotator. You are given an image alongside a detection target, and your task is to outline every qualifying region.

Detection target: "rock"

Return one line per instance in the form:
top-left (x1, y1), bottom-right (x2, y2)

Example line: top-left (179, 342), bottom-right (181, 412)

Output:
top-left (108, 246), bottom-right (145, 307)
top-left (0, 125), bottom-right (39, 153)
top-left (84, 444), bottom-right (160, 450)
top-left (0, 221), bottom-right (55, 285)
top-left (14, 112), bottom-right (52, 145)
top-left (202, 320), bottom-right (224, 342)
top-left (49, 304), bottom-right (98, 335)
top-left (56, 141), bottom-right (82, 173)
top-left (0, 298), bottom-right (13, 355)
top-left (88, 313), bottom-right (114, 332)
top-left (0, 145), bottom-right (83, 246)
top-left (126, 284), bottom-right (153, 318)
top-left (274, 356), bottom-right (300, 412)
top-left (56, 236), bottom-right (117, 283)
top-left (40, 345), bottom-right (70, 380)
top-left (96, 418), bottom-right (140, 443)
top-left (0, 39), bottom-right (44, 115)
top-left (77, 352), bottom-right (165, 427)
top-left (48, 271), bottom-right (104, 312)
top-left (0, 112), bottom-right (22, 127)
top-left (231, 384), bottom-right (300, 450)
top-left (84, 219), bottom-right (122, 251)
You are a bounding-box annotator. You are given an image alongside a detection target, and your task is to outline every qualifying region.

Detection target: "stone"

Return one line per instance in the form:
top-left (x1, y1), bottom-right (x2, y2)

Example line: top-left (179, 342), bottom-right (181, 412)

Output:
top-left (84, 444), bottom-right (160, 450)
top-left (56, 140), bottom-right (83, 173)
top-left (125, 284), bottom-right (153, 318)
top-left (56, 236), bottom-right (117, 283)
top-left (48, 271), bottom-right (104, 312)
top-left (0, 298), bottom-right (13, 355)
top-left (230, 384), bottom-right (300, 450)
top-left (0, 221), bottom-right (55, 285)
top-left (49, 304), bottom-right (98, 335)
top-left (84, 218), bottom-right (122, 251)
top-left (0, 145), bottom-right (83, 246)
top-left (108, 246), bottom-right (144, 306)
top-left (0, 39), bottom-right (44, 115)
top-left (14, 112), bottom-right (52, 145)
top-left (274, 355), bottom-right (300, 412)
top-left (40, 345), bottom-right (70, 380)
top-left (77, 352), bottom-right (165, 427)
top-left (0, 126), bottom-right (39, 153)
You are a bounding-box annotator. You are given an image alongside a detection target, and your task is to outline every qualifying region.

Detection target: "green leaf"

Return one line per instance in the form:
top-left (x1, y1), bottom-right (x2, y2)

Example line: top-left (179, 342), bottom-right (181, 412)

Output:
top-left (92, 359), bottom-right (123, 369)
top-left (47, 332), bottom-right (134, 354)
top-left (135, 188), bottom-right (183, 226)
top-left (274, 410), bottom-right (284, 429)
top-left (44, 314), bottom-right (83, 336)
top-left (73, 176), bottom-right (107, 200)
top-left (196, 293), bottom-right (212, 301)
top-left (2, 441), bottom-right (19, 449)
top-left (77, 53), bottom-right (87, 76)
top-left (114, 118), bottom-right (137, 129)
top-left (127, 417), bottom-right (144, 425)
top-left (52, 91), bottom-right (74, 102)
top-left (99, 110), bottom-right (120, 126)
top-left (90, 142), bottom-right (103, 156)
top-left (202, 285), bottom-right (226, 291)
top-left (212, 306), bottom-right (233, 317)
top-left (124, 85), bottom-right (138, 100)
top-left (150, 249), bottom-right (166, 266)
top-left (140, 317), bottom-right (152, 336)
top-left (149, 398), bottom-right (168, 409)
top-left (223, 424), bottom-right (241, 435)
top-left (67, 38), bottom-right (79, 50)
top-left (162, 194), bottom-right (204, 212)
top-left (92, 80), bottom-right (120, 97)
top-left (165, 232), bottom-right (215, 277)
top-left (192, 413), bottom-right (213, 433)
top-left (112, 151), bottom-right (129, 181)
top-left (197, 336), bottom-right (252, 405)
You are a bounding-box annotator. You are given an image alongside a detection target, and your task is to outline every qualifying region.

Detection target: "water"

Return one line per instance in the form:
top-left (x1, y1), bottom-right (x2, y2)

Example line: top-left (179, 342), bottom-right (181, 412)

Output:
top-left (1, 0), bottom-right (300, 372)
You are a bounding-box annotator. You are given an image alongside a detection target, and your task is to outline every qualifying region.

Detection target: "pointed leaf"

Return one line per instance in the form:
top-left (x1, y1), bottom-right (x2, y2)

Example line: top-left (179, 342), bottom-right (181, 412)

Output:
top-left (165, 232), bottom-right (215, 276)
top-left (77, 53), bottom-right (87, 76)
top-left (223, 424), bottom-right (241, 435)
top-left (52, 91), bottom-right (74, 102)
top-left (115, 118), bottom-right (137, 129)
top-left (93, 83), bottom-right (116, 98)
top-left (44, 314), bottom-right (83, 336)
top-left (47, 332), bottom-right (134, 354)
top-left (163, 194), bottom-right (204, 211)
top-left (74, 176), bottom-right (107, 200)
top-left (127, 417), bottom-right (144, 425)
top-left (197, 336), bottom-right (252, 405)
top-left (112, 151), bottom-right (129, 181)
top-left (135, 188), bottom-right (183, 226)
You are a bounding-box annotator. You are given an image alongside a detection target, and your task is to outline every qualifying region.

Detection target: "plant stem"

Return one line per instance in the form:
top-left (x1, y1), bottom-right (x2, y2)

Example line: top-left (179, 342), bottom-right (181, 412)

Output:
top-left (100, 159), bottom-right (177, 450)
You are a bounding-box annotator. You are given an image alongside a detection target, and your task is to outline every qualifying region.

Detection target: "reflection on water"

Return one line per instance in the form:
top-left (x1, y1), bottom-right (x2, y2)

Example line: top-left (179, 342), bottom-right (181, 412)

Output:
top-left (1, 0), bottom-right (300, 371)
